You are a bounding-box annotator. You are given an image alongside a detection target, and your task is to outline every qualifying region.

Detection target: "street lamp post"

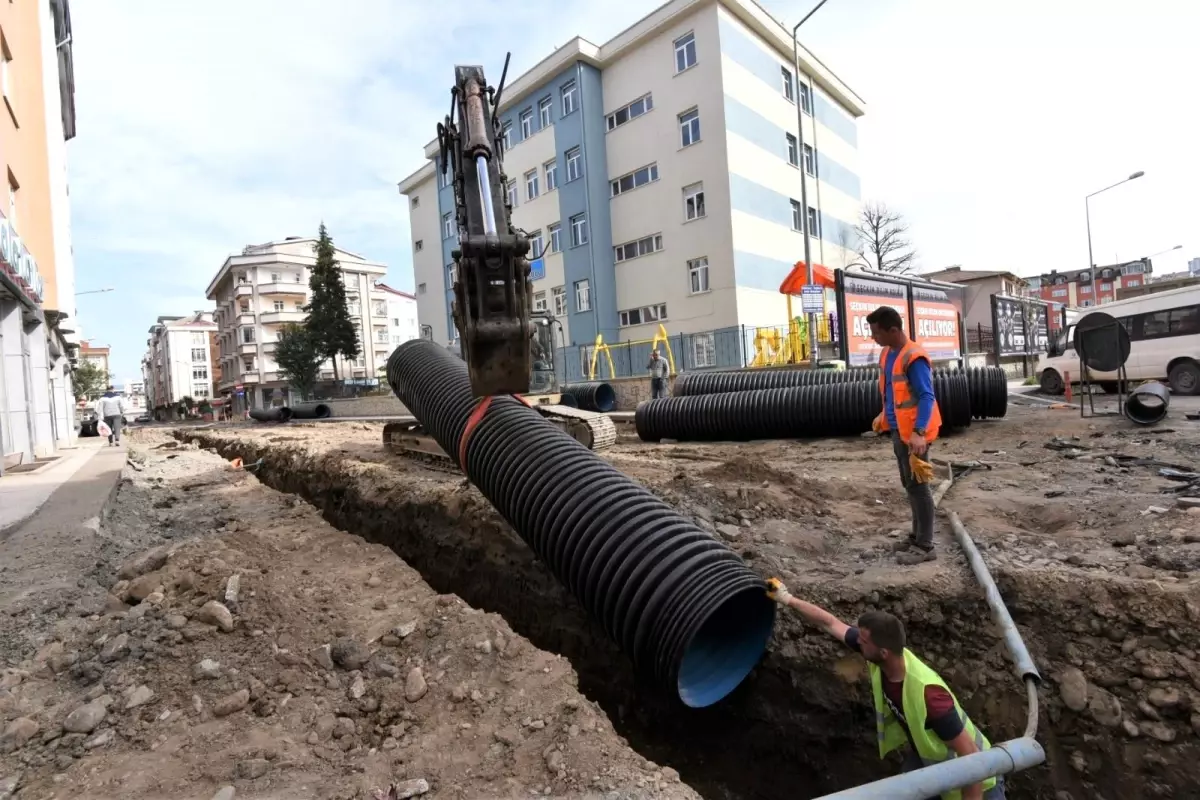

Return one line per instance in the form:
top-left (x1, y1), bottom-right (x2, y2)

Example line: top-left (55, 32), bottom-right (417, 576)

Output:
top-left (1086, 171), bottom-right (1143, 305)
top-left (1146, 244), bottom-right (1182, 259)
top-left (75, 287), bottom-right (115, 296)
top-left (792, 0), bottom-right (830, 367)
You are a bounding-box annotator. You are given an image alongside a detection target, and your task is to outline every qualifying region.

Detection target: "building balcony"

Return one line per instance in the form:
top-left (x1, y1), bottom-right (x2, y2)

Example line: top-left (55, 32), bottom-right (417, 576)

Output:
top-left (260, 310), bottom-right (306, 325)
top-left (235, 313), bottom-right (255, 326)
top-left (238, 342), bottom-right (258, 356)
top-left (235, 284), bottom-right (254, 298)
top-left (258, 282), bottom-right (307, 297)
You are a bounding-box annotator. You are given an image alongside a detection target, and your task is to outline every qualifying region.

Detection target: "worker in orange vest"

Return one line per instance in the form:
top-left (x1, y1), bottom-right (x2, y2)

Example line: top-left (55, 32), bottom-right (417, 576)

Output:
top-left (867, 306), bottom-right (941, 565)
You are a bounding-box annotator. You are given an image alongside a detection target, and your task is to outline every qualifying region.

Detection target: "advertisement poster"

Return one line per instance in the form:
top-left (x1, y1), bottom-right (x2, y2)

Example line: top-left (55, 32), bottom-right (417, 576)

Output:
top-left (1030, 304), bottom-right (1050, 353)
top-left (992, 295), bottom-right (1029, 356)
top-left (910, 286), bottom-right (961, 361)
top-left (841, 274), bottom-right (911, 366)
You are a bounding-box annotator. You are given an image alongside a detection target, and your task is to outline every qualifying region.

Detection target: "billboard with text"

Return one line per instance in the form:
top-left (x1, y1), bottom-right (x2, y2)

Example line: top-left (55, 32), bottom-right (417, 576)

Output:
top-left (839, 274), bottom-right (911, 366)
top-left (911, 286), bottom-right (961, 361)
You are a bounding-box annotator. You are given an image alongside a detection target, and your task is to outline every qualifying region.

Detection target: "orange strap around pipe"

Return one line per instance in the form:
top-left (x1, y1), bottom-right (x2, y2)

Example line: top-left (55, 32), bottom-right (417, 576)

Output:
top-left (457, 394), bottom-right (531, 472)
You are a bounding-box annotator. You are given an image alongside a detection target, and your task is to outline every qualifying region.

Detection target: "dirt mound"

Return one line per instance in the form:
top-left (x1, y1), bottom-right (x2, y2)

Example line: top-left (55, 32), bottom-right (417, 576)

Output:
top-left (699, 455), bottom-right (798, 487)
top-left (0, 433), bottom-right (698, 800)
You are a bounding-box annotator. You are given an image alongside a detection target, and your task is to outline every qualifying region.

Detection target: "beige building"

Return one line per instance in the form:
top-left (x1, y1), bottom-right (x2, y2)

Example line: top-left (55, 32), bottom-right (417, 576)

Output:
top-left (204, 237), bottom-right (389, 410)
top-left (141, 312), bottom-right (218, 414)
top-left (921, 266), bottom-right (1029, 332)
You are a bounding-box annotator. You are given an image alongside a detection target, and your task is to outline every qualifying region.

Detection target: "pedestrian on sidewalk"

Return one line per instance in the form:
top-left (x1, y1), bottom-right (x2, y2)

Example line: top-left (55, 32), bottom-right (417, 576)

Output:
top-left (766, 578), bottom-right (1004, 800)
top-left (94, 386), bottom-right (129, 447)
top-left (647, 349), bottom-right (670, 400)
top-left (866, 306), bottom-right (940, 565)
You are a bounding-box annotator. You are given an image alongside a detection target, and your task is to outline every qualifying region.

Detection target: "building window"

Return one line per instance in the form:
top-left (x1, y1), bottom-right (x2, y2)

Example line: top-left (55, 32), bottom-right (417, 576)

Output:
top-left (791, 200), bottom-right (803, 232)
top-left (0, 36), bottom-right (11, 108)
top-left (239, 302), bottom-right (250, 313)
top-left (191, 348), bottom-right (207, 361)
top-left (243, 359), bottom-right (254, 372)
top-left (500, 122), bottom-right (513, 151)
top-left (192, 332), bottom-right (207, 345)
top-left (411, 196), bottom-right (420, 209)
top-left (439, 166), bottom-right (453, 189)
top-left (528, 230), bottom-right (544, 259)
top-left (418, 283), bottom-right (427, 295)
top-left (781, 67), bottom-right (794, 102)
top-left (544, 160), bottom-right (558, 191)
top-left (506, 180), bottom-right (518, 208)
top-left (688, 257), bottom-right (710, 294)
top-left (1125, 279), bottom-right (1140, 288)
top-left (807, 206), bottom-right (821, 238)
top-left (525, 169), bottom-right (539, 201)
top-left (561, 80), bottom-right (577, 115)
top-left (606, 94), bottom-right (654, 131)
top-left (674, 32), bottom-right (697, 73)
top-left (803, 144), bottom-right (815, 177)
top-left (691, 332), bottom-right (716, 368)
top-left (1100, 282), bottom-right (1113, 291)
top-left (570, 214), bottom-right (589, 247)
top-left (539, 96), bottom-right (553, 128)
top-left (241, 327), bottom-right (256, 344)
top-left (786, 133), bottom-right (798, 166)
top-left (614, 233), bottom-right (663, 263)
top-left (679, 108), bottom-right (700, 147)
top-left (415, 239), bottom-right (423, 252)
top-left (610, 163), bottom-right (659, 197)
top-left (273, 301), bottom-right (285, 312)
top-left (565, 147), bottom-right (582, 182)
top-left (294, 301), bottom-right (304, 310)
top-left (519, 109), bottom-right (534, 139)
top-left (684, 183), bottom-right (706, 221)
top-left (798, 82), bottom-right (812, 115)
top-left (552, 286), bottom-right (567, 317)
top-left (619, 303), bottom-right (668, 327)
top-left (548, 223), bottom-right (561, 253)
top-left (442, 212), bottom-right (454, 239)
top-left (575, 280), bottom-right (591, 312)
top-left (448, 264), bottom-right (458, 285)
top-left (1051, 288), bottom-right (1068, 298)
top-left (192, 368), bottom-right (209, 380)
top-left (534, 291), bottom-right (547, 312)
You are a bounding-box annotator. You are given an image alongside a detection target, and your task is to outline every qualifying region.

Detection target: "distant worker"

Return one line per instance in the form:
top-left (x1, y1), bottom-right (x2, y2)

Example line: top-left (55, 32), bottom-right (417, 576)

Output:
top-left (647, 349), bottom-right (670, 399)
top-left (867, 306), bottom-right (940, 565)
top-left (94, 386), bottom-right (129, 447)
top-left (767, 579), bottom-right (1004, 800)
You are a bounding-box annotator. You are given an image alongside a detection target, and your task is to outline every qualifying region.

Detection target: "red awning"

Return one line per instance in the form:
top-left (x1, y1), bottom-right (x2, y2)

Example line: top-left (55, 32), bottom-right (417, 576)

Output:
top-left (779, 261), bottom-right (836, 294)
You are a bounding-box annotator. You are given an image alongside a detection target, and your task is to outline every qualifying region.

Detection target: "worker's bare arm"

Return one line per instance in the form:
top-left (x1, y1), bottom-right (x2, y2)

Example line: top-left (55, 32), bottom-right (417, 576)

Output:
top-left (945, 729), bottom-right (984, 799)
top-left (766, 579), bottom-right (851, 642)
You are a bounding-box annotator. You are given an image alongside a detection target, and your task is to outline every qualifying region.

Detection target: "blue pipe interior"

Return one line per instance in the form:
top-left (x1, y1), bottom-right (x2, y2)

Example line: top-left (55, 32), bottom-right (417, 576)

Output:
top-left (593, 383), bottom-right (617, 412)
top-left (677, 586), bottom-right (776, 708)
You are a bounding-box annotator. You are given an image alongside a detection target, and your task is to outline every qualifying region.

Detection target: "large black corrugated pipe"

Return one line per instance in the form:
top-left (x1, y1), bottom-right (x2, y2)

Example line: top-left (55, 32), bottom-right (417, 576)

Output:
top-left (560, 381), bottom-right (617, 412)
top-left (963, 366), bottom-right (1008, 419)
top-left (386, 340), bottom-right (775, 707)
top-left (289, 402), bottom-right (332, 419)
top-left (674, 367), bottom-right (879, 396)
top-left (249, 407), bottom-right (293, 422)
top-left (1125, 380), bottom-right (1170, 426)
top-left (636, 370), bottom-right (971, 443)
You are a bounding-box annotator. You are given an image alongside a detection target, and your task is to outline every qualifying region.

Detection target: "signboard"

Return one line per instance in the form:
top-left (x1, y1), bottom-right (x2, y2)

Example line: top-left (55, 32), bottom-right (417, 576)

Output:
top-left (910, 285), bottom-right (961, 361)
top-left (1028, 303), bottom-right (1050, 353)
top-left (800, 284), bottom-right (824, 313)
top-left (0, 213), bottom-right (44, 305)
top-left (529, 258), bottom-right (545, 282)
top-left (839, 274), bottom-right (911, 366)
top-left (991, 295), bottom-right (1051, 357)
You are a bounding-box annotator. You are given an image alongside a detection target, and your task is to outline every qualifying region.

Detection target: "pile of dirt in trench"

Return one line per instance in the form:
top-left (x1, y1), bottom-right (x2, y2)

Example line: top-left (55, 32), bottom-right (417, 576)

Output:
top-left (177, 421), bottom-right (1200, 800)
top-left (0, 433), bottom-right (698, 800)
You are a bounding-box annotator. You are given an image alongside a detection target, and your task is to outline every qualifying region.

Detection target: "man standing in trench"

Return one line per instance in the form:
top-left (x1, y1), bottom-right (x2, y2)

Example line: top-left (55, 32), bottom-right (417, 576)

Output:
top-left (647, 349), bottom-right (670, 400)
top-left (867, 305), bottom-right (939, 565)
top-left (766, 579), bottom-right (1004, 800)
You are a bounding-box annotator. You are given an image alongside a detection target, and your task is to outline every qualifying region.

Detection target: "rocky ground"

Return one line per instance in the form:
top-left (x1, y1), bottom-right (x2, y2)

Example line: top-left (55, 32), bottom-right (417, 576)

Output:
top-left (172, 398), bottom-right (1200, 800)
top-left (0, 432), bottom-right (699, 800)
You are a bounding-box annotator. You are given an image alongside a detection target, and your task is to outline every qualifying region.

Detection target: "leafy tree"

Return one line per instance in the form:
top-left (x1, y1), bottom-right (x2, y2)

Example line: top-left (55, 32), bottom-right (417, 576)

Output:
top-left (73, 360), bottom-right (109, 400)
top-left (274, 323), bottom-right (324, 400)
top-left (305, 223), bottom-right (359, 380)
top-left (852, 201), bottom-right (918, 274)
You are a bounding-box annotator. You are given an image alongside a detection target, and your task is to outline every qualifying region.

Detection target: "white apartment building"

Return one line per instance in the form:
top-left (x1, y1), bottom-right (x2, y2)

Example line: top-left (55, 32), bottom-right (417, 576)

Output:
top-left (375, 282), bottom-right (421, 348)
top-left (204, 237), bottom-right (389, 410)
top-left (141, 312), bottom-right (218, 412)
top-left (123, 380), bottom-right (146, 413)
top-left (396, 0), bottom-right (864, 377)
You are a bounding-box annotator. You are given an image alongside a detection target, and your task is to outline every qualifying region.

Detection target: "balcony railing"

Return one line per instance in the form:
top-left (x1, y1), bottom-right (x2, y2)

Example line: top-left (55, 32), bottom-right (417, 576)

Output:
top-left (238, 342), bottom-right (258, 355)
top-left (235, 284), bottom-right (253, 297)
top-left (260, 310), bottom-right (306, 325)
top-left (259, 282), bottom-right (307, 297)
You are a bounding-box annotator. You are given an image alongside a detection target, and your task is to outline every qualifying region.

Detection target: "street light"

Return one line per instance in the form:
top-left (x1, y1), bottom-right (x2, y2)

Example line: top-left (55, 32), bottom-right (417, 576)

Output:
top-left (1086, 171), bottom-right (1143, 305)
top-left (792, 0), bottom-right (830, 366)
top-left (1146, 244), bottom-right (1182, 259)
top-left (76, 287), bottom-right (114, 296)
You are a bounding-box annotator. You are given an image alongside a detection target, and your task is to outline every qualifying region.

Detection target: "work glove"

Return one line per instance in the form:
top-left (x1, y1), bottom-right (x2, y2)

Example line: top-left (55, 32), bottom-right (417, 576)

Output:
top-left (871, 414), bottom-right (886, 434)
top-left (909, 452), bottom-right (935, 484)
top-left (766, 578), bottom-right (793, 605)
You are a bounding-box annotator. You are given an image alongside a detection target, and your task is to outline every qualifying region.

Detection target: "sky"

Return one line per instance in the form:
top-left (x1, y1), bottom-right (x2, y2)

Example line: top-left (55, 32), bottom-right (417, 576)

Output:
top-left (67, 0), bottom-right (1199, 384)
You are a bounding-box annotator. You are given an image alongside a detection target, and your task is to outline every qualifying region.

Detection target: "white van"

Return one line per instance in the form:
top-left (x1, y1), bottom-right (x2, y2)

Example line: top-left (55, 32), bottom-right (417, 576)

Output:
top-left (1036, 285), bottom-right (1200, 395)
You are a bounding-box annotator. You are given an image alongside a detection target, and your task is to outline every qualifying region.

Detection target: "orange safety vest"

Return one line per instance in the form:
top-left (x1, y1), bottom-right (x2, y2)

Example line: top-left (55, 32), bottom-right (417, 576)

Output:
top-left (877, 341), bottom-right (941, 443)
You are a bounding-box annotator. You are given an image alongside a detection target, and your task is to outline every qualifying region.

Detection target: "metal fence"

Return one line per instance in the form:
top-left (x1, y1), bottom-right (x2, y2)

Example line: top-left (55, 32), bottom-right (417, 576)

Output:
top-left (966, 324), bottom-right (994, 354)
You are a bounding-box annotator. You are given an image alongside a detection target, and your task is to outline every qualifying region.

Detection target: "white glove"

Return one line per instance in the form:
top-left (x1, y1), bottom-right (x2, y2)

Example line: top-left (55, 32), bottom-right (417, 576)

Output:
top-left (766, 578), bottom-right (793, 605)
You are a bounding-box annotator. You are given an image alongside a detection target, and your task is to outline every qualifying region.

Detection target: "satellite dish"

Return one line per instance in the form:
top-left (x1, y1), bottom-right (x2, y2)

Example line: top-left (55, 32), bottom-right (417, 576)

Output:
top-left (1073, 311), bottom-right (1130, 372)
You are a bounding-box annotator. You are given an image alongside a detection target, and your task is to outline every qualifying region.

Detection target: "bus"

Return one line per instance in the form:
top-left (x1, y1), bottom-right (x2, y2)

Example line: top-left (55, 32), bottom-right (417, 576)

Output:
top-left (1035, 284), bottom-right (1200, 396)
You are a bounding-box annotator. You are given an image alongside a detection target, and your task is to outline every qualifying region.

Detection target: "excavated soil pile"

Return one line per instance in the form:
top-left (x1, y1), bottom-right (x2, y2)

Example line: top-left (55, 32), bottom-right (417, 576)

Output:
top-left (178, 405), bottom-right (1200, 800)
top-left (0, 433), bottom-right (699, 800)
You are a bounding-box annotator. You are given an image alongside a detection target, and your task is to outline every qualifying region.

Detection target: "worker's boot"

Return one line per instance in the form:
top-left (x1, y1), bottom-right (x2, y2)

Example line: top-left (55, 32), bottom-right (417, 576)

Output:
top-left (897, 544), bottom-right (936, 565)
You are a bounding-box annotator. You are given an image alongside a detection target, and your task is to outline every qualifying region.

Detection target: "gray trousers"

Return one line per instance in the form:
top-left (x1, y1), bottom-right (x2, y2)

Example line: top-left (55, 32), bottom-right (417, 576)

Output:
top-left (104, 415), bottom-right (123, 444)
top-left (650, 378), bottom-right (669, 399)
top-left (892, 431), bottom-right (935, 548)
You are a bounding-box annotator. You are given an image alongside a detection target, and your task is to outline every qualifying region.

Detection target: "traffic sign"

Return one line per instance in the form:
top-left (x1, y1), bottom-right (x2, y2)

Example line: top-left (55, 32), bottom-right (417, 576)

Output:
top-left (800, 284), bottom-right (825, 313)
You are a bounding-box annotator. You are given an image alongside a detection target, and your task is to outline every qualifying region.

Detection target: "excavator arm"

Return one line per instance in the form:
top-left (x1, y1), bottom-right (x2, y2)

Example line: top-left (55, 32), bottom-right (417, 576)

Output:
top-left (437, 55), bottom-right (535, 397)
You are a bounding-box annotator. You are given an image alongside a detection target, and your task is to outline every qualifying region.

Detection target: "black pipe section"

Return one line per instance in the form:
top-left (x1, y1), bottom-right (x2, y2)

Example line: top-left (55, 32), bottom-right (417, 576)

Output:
top-left (1125, 380), bottom-right (1170, 426)
top-left (249, 407), bottom-right (294, 423)
top-left (674, 367), bottom-right (877, 396)
top-left (289, 403), bottom-right (333, 419)
top-left (963, 366), bottom-right (1008, 419)
top-left (386, 340), bottom-right (774, 707)
top-left (561, 381), bottom-right (617, 412)
top-left (636, 370), bottom-right (972, 443)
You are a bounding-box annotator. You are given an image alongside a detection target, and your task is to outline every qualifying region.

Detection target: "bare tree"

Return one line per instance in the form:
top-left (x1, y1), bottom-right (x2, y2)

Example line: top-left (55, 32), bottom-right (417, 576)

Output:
top-left (835, 223), bottom-right (868, 270)
top-left (853, 201), bottom-right (917, 274)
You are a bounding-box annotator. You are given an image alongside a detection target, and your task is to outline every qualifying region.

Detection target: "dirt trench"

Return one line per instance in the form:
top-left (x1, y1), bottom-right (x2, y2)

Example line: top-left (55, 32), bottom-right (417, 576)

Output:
top-left (177, 427), bottom-right (1200, 800)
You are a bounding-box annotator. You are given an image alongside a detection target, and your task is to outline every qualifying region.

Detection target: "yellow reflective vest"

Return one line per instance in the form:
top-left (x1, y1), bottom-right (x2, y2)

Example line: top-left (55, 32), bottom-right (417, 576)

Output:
top-left (870, 649), bottom-right (997, 800)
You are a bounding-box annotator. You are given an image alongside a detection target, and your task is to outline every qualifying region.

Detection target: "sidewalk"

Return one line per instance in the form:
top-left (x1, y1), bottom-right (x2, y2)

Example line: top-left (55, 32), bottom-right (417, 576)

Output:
top-left (0, 440), bottom-right (114, 535)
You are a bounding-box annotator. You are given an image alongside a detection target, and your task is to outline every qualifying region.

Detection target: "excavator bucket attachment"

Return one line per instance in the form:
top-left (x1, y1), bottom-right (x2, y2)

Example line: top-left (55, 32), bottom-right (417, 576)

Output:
top-left (440, 61), bottom-right (534, 398)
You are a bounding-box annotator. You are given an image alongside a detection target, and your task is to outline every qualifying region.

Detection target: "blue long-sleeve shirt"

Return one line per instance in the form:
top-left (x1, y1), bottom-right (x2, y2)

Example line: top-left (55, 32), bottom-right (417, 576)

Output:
top-left (884, 350), bottom-right (936, 432)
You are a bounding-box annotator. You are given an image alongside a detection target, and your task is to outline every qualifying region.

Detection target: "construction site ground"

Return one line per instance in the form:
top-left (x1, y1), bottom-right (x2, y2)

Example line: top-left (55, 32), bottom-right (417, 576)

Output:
top-left (4, 394), bottom-right (1200, 799)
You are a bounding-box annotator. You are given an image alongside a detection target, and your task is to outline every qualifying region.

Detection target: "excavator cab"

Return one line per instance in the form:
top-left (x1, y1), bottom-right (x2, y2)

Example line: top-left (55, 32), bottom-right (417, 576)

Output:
top-left (529, 312), bottom-right (563, 396)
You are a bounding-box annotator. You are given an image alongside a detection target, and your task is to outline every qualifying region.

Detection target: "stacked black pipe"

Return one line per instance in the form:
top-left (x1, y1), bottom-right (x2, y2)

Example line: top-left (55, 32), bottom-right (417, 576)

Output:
top-left (963, 366), bottom-right (1008, 419)
top-left (386, 340), bottom-right (775, 708)
top-left (560, 381), bottom-right (617, 412)
top-left (636, 370), bottom-right (972, 443)
top-left (674, 367), bottom-right (877, 396)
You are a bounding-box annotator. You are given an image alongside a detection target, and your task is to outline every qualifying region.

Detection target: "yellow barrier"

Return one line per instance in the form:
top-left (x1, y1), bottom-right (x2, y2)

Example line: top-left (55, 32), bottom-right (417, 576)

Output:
top-left (587, 334), bottom-right (616, 381)
top-left (586, 325), bottom-right (675, 380)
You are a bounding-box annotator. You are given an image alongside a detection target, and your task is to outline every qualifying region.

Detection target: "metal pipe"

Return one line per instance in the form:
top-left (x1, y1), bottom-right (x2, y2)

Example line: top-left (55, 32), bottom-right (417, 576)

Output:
top-left (792, 0), bottom-right (828, 368)
top-left (475, 155), bottom-right (497, 236)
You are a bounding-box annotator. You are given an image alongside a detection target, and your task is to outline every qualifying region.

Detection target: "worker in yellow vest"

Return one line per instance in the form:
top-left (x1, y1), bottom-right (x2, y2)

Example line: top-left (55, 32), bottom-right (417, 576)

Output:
top-left (767, 578), bottom-right (1004, 800)
top-left (866, 306), bottom-right (941, 565)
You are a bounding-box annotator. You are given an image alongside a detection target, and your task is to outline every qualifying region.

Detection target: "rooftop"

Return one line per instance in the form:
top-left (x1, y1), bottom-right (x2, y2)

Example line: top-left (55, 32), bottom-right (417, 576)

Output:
top-left (922, 266), bottom-right (1027, 285)
top-left (375, 282), bottom-right (416, 300)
